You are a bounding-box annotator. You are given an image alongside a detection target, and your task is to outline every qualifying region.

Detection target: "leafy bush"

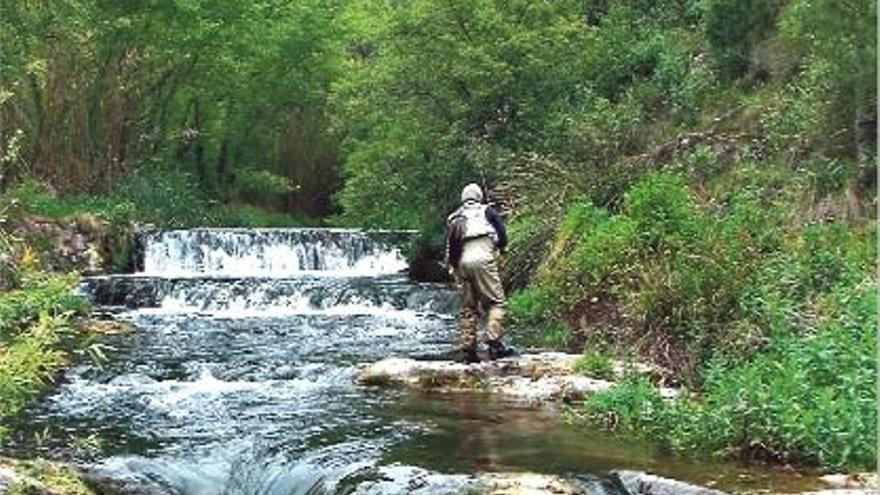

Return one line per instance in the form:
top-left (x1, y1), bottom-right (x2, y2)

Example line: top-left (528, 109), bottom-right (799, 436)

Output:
top-left (111, 165), bottom-right (215, 227)
top-left (704, 0), bottom-right (780, 77)
top-left (572, 350), bottom-right (614, 380)
top-left (0, 273), bottom-right (88, 338)
top-left (508, 285), bottom-right (561, 325)
top-left (6, 169), bottom-right (316, 230)
top-left (230, 168), bottom-right (299, 206)
top-left (568, 215), bottom-right (638, 286)
top-left (0, 313), bottom-right (69, 419)
top-left (7, 167), bottom-right (210, 227)
top-left (624, 172), bottom-right (701, 251)
top-left (531, 325), bottom-right (571, 349)
top-left (584, 376), bottom-right (667, 436)
top-left (212, 205), bottom-right (318, 228)
top-left (584, 280), bottom-right (876, 470)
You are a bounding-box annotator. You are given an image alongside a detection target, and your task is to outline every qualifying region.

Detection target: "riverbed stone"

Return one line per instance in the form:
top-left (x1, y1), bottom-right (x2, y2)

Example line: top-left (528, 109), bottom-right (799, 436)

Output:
top-left (615, 471), bottom-right (728, 495)
top-left (356, 353), bottom-right (679, 404)
top-left (352, 465), bottom-right (728, 495)
top-left (819, 474), bottom-right (871, 489)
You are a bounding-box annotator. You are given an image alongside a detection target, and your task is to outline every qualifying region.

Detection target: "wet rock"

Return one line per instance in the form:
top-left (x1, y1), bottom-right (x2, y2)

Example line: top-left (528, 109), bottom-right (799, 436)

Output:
top-left (820, 474), bottom-right (863, 489)
top-left (480, 473), bottom-right (585, 494)
top-left (356, 353), bottom-right (679, 404)
top-left (615, 471), bottom-right (728, 495)
top-left (79, 318), bottom-right (135, 335)
top-left (798, 491), bottom-right (875, 495)
top-left (351, 465), bottom-right (726, 495)
top-left (0, 466), bottom-right (23, 492)
top-left (801, 473), bottom-right (879, 495)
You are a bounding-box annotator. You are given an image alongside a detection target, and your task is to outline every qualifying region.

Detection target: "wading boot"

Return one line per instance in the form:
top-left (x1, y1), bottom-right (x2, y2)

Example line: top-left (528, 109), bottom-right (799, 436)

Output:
top-left (461, 348), bottom-right (481, 364)
top-left (487, 340), bottom-right (518, 360)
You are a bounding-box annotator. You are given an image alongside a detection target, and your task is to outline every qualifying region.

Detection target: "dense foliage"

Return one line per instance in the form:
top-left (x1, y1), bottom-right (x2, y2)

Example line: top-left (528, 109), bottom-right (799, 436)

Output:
top-left (0, 0), bottom-right (875, 472)
top-left (1, 0), bottom-right (342, 216)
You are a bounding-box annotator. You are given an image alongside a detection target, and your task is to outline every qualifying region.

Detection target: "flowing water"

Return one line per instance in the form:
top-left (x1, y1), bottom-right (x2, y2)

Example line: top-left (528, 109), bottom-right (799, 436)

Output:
top-left (13, 229), bottom-right (823, 494)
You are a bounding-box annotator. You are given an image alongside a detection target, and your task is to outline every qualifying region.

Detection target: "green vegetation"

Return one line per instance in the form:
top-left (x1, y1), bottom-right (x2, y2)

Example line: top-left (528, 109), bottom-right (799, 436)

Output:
top-left (572, 350), bottom-right (614, 380)
top-left (517, 171), bottom-right (876, 469)
top-left (5, 173), bottom-right (314, 229)
top-left (0, 0), bottom-right (874, 475)
top-left (0, 266), bottom-right (90, 436)
top-left (0, 271), bottom-right (88, 337)
top-left (584, 279), bottom-right (875, 469)
top-left (0, 1), bottom-right (341, 220)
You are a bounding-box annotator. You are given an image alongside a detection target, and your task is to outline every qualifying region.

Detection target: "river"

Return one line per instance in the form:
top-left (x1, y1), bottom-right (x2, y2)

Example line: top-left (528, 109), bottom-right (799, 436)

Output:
top-left (12, 229), bottom-right (822, 494)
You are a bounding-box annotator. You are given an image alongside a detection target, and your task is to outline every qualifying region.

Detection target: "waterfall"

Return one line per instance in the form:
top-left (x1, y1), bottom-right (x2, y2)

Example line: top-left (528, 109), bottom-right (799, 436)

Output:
top-left (140, 228), bottom-right (412, 277)
top-left (79, 228), bottom-right (456, 316)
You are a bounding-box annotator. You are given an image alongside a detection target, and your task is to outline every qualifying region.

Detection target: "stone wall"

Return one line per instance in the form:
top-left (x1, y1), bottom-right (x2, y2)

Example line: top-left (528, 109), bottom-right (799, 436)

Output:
top-left (3, 214), bottom-right (136, 286)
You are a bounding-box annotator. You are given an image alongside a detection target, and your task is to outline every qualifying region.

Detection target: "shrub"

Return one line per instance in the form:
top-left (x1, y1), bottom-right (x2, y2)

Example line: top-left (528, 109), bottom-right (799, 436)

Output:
top-left (508, 285), bottom-right (561, 325)
top-left (0, 273), bottom-right (88, 338)
top-left (568, 215), bottom-right (638, 286)
top-left (230, 168), bottom-right (298, 207)
top-left (584, 280), bottom-right (877, 470)
top-left (532, 324), bottom-right (571, 349)
top-left (704, 0), bottom-right (780, 77)
top-left (112, 165), bottom-right (214, 227)
top-left (573, 350), bottom-right (614, 380)
top-left (584, 376), bottom-right (667, 436)
top-left (212, 205), bottom-right (318, 228)
top-left (623, 172), bottom-right (701, 251)
top-left (0, 313), bottom-right (69, 419)
top-left (6, 167), bottom-right (211, 227)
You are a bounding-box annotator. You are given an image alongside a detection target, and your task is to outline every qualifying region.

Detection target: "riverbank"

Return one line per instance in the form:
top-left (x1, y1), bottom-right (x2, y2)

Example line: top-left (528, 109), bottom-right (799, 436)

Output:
top-left (0, 457), bottom-right (97, 495)
top-left (0, 275), bottom-right (131, 495)
top-left (357, 351), bottom-right (877, 494)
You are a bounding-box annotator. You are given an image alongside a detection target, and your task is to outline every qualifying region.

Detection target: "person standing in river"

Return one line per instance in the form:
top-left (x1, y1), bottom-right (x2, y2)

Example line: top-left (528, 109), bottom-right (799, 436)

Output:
top-left (446, 183), bottom-right (517, 363)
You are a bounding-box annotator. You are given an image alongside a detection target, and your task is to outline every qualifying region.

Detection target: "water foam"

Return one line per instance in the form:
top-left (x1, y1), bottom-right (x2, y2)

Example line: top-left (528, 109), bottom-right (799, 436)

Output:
top-left (142, 229), bottom-right (410, 277)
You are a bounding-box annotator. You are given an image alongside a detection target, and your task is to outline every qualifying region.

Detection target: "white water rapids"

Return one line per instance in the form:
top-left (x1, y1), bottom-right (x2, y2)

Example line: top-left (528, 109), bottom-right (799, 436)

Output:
top-left (140, 229), bottom-right (410, 277)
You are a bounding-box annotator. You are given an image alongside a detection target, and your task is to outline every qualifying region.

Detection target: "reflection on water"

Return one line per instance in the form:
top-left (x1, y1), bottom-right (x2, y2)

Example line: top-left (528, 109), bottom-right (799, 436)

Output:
top-left (379, 393), bottom-right (824, 493)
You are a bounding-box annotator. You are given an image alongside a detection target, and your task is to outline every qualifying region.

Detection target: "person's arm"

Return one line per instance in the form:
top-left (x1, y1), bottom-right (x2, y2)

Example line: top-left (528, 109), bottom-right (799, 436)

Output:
top-left (485, 207), bottom-right (508, 252)
top-left (446, 217), bottom-right (465, 270)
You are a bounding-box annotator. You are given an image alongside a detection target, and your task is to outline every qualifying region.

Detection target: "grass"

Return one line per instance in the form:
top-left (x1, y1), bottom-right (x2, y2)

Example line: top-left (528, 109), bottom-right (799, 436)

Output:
top-left (0, 273), bottom-right (89, 338)
top-left (582, 279), bottom-right (876, 471)
top-left (5, 173), bottom-right (318, 230)
top-left (0, 314), bottom-right (69, 420)
top-left (572, 350), bottom-right (614, 380)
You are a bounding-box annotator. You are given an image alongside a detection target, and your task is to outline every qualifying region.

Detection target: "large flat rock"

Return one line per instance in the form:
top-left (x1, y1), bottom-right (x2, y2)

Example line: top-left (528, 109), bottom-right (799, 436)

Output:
top-left (356, 353), bottom-right (678, 403)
